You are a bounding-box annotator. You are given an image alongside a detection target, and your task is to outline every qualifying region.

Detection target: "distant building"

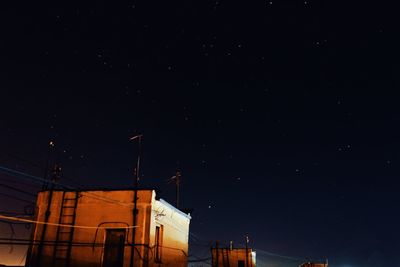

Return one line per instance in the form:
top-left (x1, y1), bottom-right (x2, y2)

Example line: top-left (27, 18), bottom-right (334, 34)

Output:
top-left (211, 245), bottom-right (256, 267)
top-left (299, 262), bottom-right (328, 267)
top-left (25, 189), bottom-right (191, 267)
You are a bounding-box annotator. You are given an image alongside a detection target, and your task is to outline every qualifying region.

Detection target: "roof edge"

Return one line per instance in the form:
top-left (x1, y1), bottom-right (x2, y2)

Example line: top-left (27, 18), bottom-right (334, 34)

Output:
top-left (38, 187), bottom-right (159, 193)
top-left (158, 198), bottom-right (192, 219)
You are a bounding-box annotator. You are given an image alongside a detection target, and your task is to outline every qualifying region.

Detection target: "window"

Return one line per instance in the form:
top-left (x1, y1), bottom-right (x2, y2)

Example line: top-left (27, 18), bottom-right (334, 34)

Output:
top-left (238, 260), bottom-right (245, 267)
top-left (155, 225), bottom-right (163, 262)
top-left (103, 229), bottom-right (126, 267)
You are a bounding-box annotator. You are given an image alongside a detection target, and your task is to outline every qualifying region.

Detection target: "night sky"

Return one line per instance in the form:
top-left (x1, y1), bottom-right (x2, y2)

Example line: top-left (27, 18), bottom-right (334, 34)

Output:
top-left (1, 1), bottom-right (399, 266)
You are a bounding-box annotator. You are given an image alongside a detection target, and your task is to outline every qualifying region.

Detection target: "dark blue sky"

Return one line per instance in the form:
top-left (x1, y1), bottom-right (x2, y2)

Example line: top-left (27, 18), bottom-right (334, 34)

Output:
top-left (1, 1), bottom-right (399, 266)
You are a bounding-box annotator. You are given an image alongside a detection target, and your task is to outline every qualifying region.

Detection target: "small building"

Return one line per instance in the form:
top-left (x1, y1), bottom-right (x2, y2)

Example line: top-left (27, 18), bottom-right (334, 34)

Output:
top-left (211, 246), bottom-right (256, 267)
top-left (25, 188), bottom-right (191, 267)
top-left (299, 262), bottom-right (328, 267)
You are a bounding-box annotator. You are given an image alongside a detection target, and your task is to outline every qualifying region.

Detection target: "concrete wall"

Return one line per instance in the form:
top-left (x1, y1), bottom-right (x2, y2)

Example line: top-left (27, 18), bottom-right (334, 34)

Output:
top-left (149, 199), bottom-right (190, 267)
top-left (26, 189), bottom-right (190, 267)
top-left (299, 264), bottom-right (328, 267)
top-left (212, 248), bottom-right (256, 267)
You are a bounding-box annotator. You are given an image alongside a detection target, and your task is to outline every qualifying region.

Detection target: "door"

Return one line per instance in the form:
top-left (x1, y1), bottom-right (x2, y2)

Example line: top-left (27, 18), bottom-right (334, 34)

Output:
top-left (103, 229), bottom-right (126, 267)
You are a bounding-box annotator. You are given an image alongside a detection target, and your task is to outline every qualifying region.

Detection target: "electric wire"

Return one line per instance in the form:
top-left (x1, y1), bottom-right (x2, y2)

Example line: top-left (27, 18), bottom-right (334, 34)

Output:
top-left (0, 165), bottom-right (136, 207)
top-left (1, 153), bottom-right (138, 207)
top-left (0, 214), bottom-right (138, 230)
top-left (0, 192), bottom-right (35, 204)
top-left (0, 161), bottom-right (200, 264)
top-left (0, 162), bottom-right (321, 265)
top-left (235, 241), bottom-right (325, 263)
top-left (0, 183), bottom-right (37, 197)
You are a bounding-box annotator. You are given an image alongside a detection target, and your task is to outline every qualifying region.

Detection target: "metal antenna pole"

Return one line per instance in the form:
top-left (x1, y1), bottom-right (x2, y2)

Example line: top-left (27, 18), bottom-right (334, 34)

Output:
top-left (175, 169), bottom-right (181, 209)
top-left (245, 235), bottom-right (249, 267)
top-left (215, 240), bottom-right (219, 267)
top-left (137, 137), bottom-right (141, 185)
top-left (129, 134), bottom-right (142, 267)
top-left (36, 141), bottom-right (55, 266)
top-left (42, 141), bottom-right (55, 190)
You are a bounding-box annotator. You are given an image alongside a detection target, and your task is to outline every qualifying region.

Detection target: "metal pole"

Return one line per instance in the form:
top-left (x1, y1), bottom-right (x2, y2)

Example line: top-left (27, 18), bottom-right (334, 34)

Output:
top-left (36, 141), bottom-right (55, 266)
top-left (245, 235), bottom-right (249, 267)
top-left (130, 135), bottom-right (142, 267)
top-left (42, 141), bottom-right (54, 190)
top-left (175, 170), bottom-right (181, 209)
top-left (215, 240), bottom-right (219, 267)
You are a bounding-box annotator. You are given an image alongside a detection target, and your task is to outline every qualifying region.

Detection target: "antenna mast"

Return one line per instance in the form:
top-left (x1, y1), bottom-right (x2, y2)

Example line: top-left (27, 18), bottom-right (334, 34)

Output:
top-left (168, 169), bottom-right (182, 209)
top-left (129, 134), bottom-right (143, 267)
top-left (175, 169), bottom-right (181, 209)
top-left (130, 134), bottom-right (143, 186)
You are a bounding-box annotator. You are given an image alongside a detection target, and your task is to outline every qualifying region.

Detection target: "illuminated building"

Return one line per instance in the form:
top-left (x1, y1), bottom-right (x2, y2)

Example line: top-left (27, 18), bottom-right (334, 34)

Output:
top-left (211, 245), bottom-right (256, 267)
top-left (25, 189), bottom-right (191, 267)
top-left (299, 262), bottom-right (328, 267)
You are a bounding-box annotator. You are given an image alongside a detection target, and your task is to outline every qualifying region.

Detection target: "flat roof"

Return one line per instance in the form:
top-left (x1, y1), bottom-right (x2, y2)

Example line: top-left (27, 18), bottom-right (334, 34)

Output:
top-left (38, 188), bottom-right (192, 217)
top-left (38, 187), bottom-right (159, 193)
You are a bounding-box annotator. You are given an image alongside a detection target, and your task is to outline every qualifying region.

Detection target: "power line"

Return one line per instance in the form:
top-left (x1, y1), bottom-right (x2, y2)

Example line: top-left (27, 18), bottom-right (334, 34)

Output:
top-left (0, 165), bottom-right (214, 264)
top-left (235, 241), bottom-right (325, 263)
top-left (0, 214), bottom-right (138, 230)
top-left (0, 165), bottom-right (136, 207)
top-left (0, 160), bottom-right (209, 264)
top-left (0, 192), bottom-right (35, 204)
top-left (0, 153), bottom-right (141, 207)
top-left (0, 175), bottom-right (42, 189)
top-left (0, 183), bottom-right (37, 197)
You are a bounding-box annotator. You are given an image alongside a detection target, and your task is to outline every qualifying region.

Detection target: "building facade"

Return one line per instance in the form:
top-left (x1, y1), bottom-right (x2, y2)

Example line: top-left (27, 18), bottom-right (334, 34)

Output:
top-left (299, 262), bottom-right (328, 267)
top-left (211, 247), bottom-right (256, 267)
top-left (25, 189), bottom-right (191, 267)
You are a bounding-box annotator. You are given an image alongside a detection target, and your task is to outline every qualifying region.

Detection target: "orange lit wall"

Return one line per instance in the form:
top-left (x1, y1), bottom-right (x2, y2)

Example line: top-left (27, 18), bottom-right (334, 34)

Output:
top-left (300, 263), bottom-right (328, 267)
top-left (26, 189), bottom-right (190, 267)
top-left (211, 248), bottom-right (256, 267)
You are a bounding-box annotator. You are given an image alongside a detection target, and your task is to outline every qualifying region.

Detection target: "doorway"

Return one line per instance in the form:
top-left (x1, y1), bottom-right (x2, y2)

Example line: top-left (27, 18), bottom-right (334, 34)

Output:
top-left (103, 229), bottom-right (126, 267)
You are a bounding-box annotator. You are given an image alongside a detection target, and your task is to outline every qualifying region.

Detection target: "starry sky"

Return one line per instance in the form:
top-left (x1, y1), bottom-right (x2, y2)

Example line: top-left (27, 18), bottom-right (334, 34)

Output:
top-left (0, 1), bottom-right (399, 266)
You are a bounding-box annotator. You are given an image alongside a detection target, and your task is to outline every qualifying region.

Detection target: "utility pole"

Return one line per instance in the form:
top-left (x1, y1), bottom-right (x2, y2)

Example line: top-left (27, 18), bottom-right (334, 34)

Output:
top-left (245, 235), bottom-right (249, 267)
top-left (42, 141), bottom-right (55, 190)
top-left (35, 141), bottom-right (56, 266)
top-left (129, 134), bottom-right (142, 267)
top-left (215, 240), bottom-right (219, 267)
